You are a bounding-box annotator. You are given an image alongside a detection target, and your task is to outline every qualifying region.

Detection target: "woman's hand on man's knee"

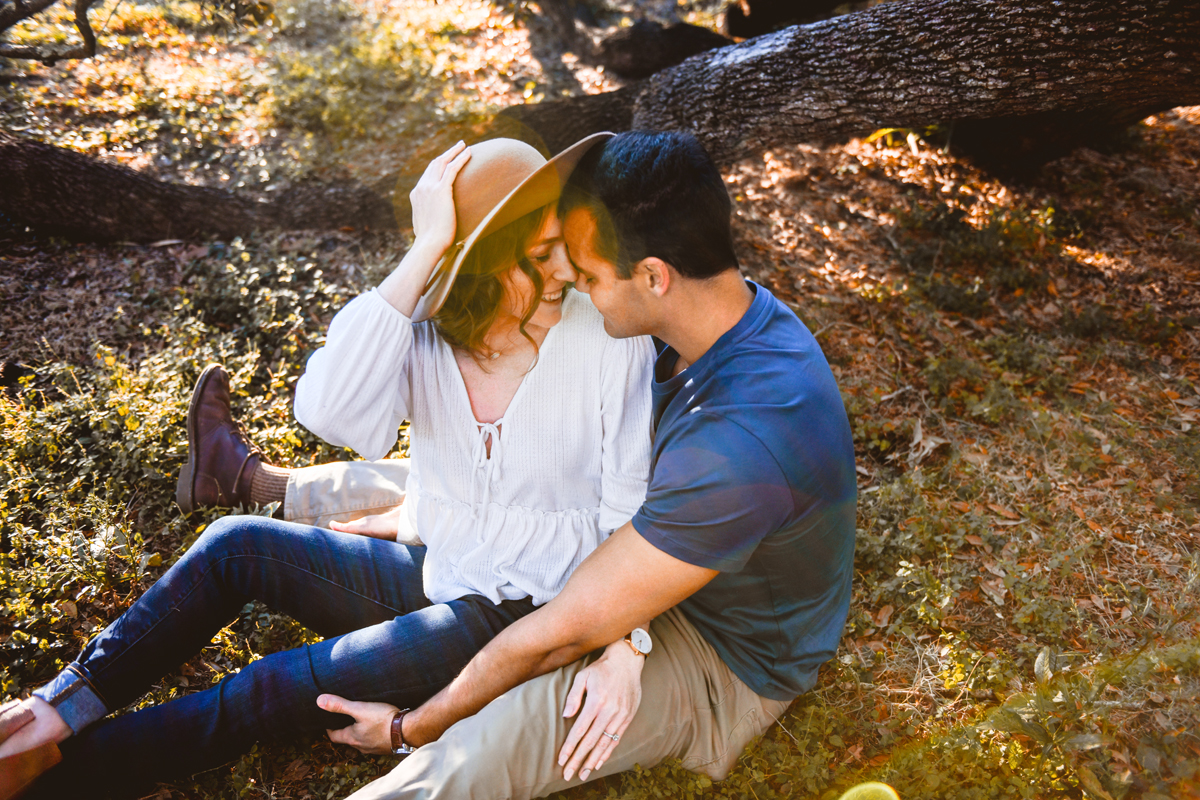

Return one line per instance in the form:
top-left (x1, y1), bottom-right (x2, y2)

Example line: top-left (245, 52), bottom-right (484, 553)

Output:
top-left (558, 640), bottom-right (646, 782)
top-left (318, 694), bottom-right (398, 755)
top-left (329, 505), bottom-right (404, 540)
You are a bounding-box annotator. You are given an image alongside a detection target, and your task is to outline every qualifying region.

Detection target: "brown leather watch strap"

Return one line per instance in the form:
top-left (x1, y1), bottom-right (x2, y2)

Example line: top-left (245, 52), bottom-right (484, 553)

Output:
top-left (391, 709), bottom-right (415, 755)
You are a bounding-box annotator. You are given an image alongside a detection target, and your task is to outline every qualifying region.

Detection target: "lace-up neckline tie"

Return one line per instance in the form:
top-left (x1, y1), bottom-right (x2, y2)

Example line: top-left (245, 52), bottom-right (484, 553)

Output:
top-left (469, 419), bottom-right (504, 515)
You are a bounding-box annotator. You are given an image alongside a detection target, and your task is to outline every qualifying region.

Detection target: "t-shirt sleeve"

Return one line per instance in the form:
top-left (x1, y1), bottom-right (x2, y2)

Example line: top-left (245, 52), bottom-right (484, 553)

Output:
top-left (631, 413), bottom-right (795, 572)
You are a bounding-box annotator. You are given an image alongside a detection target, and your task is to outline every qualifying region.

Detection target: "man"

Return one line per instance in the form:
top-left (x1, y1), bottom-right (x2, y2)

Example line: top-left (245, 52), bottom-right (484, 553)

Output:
top-left (322, 130), bottom-right (858, 799)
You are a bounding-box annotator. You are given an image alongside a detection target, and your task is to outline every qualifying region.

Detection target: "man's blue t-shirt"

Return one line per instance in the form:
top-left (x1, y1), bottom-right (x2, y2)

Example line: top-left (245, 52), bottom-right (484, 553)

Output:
top-left (631, 281), bottom-right (856, 700)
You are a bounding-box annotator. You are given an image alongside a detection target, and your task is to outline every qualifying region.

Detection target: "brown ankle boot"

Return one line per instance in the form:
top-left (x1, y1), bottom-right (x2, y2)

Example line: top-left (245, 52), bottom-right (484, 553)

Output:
top-left (175, 364), bottom-right (262, 514)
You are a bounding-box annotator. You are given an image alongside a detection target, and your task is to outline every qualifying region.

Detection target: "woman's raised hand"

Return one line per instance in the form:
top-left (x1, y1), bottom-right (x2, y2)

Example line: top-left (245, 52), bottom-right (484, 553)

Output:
top-left (409, 141), bottom-right (472, 258)
top-left (377, 141), bottom-right (472, 315)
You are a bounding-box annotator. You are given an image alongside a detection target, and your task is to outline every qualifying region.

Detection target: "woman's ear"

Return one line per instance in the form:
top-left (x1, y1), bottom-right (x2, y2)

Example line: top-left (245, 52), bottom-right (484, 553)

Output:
top-left (637, 258), bottom-right (671, 298)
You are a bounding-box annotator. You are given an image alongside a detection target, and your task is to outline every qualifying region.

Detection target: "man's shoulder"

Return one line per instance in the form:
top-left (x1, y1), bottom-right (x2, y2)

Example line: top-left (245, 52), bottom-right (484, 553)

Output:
top-left (700, 322), bottom-right (842, 424)
top-left (671, 298), bottom-right (852, 485)
top-left (657, 407), bottom-right (781, 469)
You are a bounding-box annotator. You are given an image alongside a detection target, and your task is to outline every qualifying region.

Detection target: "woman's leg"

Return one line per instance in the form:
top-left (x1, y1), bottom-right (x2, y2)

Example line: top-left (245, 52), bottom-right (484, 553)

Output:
top-left (31, 591), bottom-right (534, 798)
top-left (174, 362), bottom-right (411, 532)
top-left (35, 515), bottom-right (431, 737)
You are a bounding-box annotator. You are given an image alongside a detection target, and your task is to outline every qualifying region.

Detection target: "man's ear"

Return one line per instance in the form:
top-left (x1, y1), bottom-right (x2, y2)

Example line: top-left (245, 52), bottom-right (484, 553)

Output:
top-left (636, 257), bottom-right (671, 298)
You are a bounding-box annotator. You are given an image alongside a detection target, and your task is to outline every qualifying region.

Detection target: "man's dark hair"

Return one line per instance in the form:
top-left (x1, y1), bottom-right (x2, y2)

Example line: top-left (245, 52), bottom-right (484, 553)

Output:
top-left (559, 131), bottom-right (739, 280)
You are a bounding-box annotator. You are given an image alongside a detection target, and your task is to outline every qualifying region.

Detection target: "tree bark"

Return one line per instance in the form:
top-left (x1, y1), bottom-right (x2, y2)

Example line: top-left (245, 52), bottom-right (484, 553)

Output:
top-left (0, 132), bottom-right (396, 242)
top-left (497, 83), bottom-right (642, 156)
top-left (502, 0), bottom-right (1200, 165)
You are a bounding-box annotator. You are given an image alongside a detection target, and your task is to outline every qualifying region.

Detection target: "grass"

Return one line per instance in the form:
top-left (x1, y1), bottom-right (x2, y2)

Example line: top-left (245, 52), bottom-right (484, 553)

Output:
top-left (3, 3), bottom-right (1200, 799)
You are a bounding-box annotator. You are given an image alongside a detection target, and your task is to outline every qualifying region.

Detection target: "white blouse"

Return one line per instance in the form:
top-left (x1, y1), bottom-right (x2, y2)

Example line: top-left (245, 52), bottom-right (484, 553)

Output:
top-left (295, 289), bottom-right (654, 606)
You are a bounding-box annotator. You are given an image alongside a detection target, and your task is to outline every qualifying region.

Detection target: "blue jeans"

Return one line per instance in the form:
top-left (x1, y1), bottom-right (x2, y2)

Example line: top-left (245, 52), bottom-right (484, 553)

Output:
top-left (30, 516), bottom-right (536, 797)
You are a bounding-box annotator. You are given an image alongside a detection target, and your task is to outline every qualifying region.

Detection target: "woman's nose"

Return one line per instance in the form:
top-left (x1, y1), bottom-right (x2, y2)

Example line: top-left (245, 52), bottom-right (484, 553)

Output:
top-left (548, 246), bottom-right (578, 283)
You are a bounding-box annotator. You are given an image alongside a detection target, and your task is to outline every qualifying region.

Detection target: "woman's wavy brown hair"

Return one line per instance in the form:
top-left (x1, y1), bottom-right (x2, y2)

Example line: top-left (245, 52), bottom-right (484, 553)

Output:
top-left (433, 204), bottom-right (552, 365)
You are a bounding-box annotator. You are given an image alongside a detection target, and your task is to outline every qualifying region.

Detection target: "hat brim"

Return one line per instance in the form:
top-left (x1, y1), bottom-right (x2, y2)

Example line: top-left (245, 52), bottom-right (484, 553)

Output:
top-left (411, 131), bottom-right (615, 323)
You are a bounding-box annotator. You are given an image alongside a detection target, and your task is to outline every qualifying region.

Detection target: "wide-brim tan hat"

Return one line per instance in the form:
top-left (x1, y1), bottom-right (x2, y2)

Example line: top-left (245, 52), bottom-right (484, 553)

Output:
top-left (411, 131), bottom-right (614, 322)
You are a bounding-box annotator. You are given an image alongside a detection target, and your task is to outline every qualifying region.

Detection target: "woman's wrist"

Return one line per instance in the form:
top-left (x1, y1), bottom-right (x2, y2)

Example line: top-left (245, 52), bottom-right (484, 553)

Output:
top-left (603, 638), bottom-right (646, 671)
top-left (376, 239), bottom-right (451, 316)
top-left (406, 236), bottom-right (451, 265)
top-left (395, 238), bottom-right (451, 287)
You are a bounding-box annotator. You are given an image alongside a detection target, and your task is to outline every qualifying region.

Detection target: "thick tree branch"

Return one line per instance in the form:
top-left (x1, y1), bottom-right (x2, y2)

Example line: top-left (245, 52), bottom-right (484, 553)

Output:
top-left (7, 0), bottom-right (1200, 242)
top-left (71, 0), bottom-right (98, 55)
top-left (503, 0), bottom-right (1200, 164)
top-left (635, 0), bottom-right (1200, 162)
top-left (0, 132), bottom-right (396, 242)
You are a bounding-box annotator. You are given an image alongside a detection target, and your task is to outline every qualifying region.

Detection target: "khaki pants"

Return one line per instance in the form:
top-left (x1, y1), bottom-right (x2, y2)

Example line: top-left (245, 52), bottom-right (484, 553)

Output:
top-left (285, 459), bottom-right (423, 545)
top-left (345, 607), bottom-right (791, 800)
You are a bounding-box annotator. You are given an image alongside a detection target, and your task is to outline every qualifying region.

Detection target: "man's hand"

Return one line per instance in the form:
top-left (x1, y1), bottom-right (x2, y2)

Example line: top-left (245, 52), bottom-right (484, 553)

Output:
top-left (558, 638), bottom-right (645, 782)
top-left (318, 694), bottom-right (398, 755)
top-left (329, 505), bottom-right (404, 540)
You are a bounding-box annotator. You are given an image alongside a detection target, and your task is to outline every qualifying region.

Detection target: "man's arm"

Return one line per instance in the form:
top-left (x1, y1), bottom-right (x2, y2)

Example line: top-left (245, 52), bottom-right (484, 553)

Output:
top-left (403, 521), bottom-right (718, 746)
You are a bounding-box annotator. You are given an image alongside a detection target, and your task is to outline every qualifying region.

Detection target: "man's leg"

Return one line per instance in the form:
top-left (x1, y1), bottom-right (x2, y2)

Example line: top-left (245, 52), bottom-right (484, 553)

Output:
top-left (345, 608), bottom-right (789, 800)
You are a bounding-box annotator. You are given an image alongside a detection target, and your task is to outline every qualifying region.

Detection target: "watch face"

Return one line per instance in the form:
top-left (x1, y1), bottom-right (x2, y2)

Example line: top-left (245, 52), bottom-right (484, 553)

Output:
top-left (630, 628), bottom-right (652, 655)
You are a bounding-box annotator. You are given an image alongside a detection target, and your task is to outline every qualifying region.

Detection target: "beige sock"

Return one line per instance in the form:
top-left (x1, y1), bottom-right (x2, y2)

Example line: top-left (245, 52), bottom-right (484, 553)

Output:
top-left (250, 462), bottom-right (291, 506)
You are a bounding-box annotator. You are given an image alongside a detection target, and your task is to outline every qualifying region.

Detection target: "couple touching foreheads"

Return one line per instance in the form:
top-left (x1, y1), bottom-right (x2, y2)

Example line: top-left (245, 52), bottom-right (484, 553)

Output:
top-left (2, 131), bottom-right (856, 799)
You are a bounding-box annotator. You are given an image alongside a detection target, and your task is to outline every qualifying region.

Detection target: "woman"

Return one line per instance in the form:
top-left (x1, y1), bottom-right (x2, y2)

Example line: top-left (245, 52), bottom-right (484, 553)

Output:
top-left (2, 135), bottom-right (653, 798)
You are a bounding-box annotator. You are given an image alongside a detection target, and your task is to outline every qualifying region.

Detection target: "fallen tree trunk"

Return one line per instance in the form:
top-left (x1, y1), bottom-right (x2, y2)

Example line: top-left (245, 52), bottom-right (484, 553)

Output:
top-left (503, 0), bottom-right (1200, 165)
top-left (7, 0), bottom-right (1200, 242)
top-left (0, 132), bottom-right (396, 242)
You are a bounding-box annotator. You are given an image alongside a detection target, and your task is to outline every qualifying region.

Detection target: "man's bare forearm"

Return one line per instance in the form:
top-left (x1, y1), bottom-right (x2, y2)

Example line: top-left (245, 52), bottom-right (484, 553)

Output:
top-left (402, 611), bottom-right (591, 745)
top-left (402, 524), bottom-right (718, 746)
